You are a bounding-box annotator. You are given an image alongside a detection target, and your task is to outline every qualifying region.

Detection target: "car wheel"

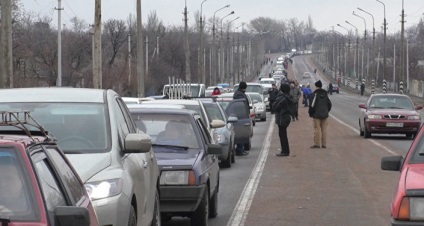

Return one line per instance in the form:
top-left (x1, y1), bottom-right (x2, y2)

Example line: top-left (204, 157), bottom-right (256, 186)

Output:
top-left (128, 205), bottom-right (137, 226)
top-left (150, 190), bottom-right (161, 226)
top-left (209, 186), bottom-right (218, 218)
top-left (220, 146), bottom-right (232, 168)
top-left (191, 186), bottom-right (209, 226)
top-left (231, 144), bottom-right (236, 163)
top-left (364, 123), bottom-right (371, 138)
top-left (359, 120), bottom-right (364, 136)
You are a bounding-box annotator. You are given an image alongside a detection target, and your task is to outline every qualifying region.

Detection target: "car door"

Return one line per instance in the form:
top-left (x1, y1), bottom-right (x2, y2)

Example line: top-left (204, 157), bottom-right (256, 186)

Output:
top-left (225, 100), bottom-right (251, 144)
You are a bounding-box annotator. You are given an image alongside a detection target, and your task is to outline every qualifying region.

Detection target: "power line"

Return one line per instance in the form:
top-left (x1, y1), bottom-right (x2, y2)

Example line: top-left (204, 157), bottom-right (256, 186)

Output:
top-left (63, 0), bottom-right (79, 18)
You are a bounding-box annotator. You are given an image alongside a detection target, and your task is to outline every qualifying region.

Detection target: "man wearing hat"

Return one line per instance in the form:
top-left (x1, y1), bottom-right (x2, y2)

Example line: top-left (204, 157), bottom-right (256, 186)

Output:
top-left (233, 81), bottom-right (249, 156)
top-left (273, 83), bottom-right (294, 157)
top-left (308, 80), bottom-right (332, 149)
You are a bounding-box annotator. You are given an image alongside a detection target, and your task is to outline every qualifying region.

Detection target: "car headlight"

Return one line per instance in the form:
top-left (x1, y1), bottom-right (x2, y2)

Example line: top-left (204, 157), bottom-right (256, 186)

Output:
top-left (367, 114), bottom-right (382, 119)
top-left (85, 179), bottom-right (123, 200)
top-left (160, 170), bottom-right (196, 185)
top-left (408, 115), bottom-right (421, 120)
top-left (398, 197), bottom-right (424, 220)
top-left (217, 133), bottom-right (225, 142)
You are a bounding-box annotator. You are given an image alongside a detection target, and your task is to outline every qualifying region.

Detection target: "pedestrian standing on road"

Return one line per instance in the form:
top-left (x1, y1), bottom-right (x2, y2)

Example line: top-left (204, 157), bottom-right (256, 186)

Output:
top-left (302, 84), bottom-right (312, 107)
top-left (233, 81), bottom-right (250, 156)
top-left (273, 83), bottom-right (294, 157)
top-left (328, 82), bottom-right (333, 95)
top-left (268, 83), bottom-right (279, 114)
top-left (360, 82), bottom-right (365, 96)
top-left (289, 81), bottom-right (301, 121)
top-left (308, 80), bottom-right (332, 149)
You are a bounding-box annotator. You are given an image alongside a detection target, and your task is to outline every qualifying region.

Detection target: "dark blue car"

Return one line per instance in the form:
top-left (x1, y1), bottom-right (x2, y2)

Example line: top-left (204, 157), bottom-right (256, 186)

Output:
top-left (128, 107), bottom-right (222, 225)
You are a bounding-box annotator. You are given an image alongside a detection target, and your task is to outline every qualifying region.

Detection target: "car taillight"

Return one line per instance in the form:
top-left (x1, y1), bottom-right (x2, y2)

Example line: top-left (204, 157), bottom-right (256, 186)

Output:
top-left (398, 197), bottom-right (410, 220)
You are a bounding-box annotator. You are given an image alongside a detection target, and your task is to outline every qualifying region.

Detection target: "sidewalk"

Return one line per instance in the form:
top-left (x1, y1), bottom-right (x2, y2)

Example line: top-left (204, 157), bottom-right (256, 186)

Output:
top-left (242, 58), bottom-right (394, 226)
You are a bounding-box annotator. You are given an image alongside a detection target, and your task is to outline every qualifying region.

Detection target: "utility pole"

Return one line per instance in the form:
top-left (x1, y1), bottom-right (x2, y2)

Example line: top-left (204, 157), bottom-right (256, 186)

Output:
top-left (399, 0), bottom-right (405, 94)
top-left (128, 34), bottom-right (131, 84)
top-left (93, 0), bottom-right (102, 89)
top-left (136, 0), bottom-right (144, 97)
top-left (1, 0), bottom-right (13, 88)
top-left (183, 0), bottom-right (191, 84)
top-left (55, 0), bottom-right (63, 86)
top-left (145, 35), bottom-right (149, 79)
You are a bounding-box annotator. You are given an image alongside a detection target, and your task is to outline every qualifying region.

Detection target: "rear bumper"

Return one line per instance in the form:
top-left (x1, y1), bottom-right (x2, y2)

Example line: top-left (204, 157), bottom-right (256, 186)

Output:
top-left (160, 184), bottom-right (206, 213)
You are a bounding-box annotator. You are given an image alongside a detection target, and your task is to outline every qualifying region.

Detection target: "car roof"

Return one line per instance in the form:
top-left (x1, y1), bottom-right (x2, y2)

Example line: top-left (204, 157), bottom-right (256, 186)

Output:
top-left (128, 103), bottom-right (186, 109)
top-left (141, 99), bottom-right (202, 105)
top-left (0, 87), bottom-right (105, 103)
top-left (371, 93), bottom-right (409, 98)
top-left (128, 107), bottom-right (198, 116)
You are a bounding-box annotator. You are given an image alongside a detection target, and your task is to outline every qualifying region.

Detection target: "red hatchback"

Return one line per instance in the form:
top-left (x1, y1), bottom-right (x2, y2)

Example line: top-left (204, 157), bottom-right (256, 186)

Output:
top-left (382, 125), bottom-right (424, 225)
top-left (0, 112), bottom-right (98, 226)
top-left (358, 94), bottom-right (423, 139)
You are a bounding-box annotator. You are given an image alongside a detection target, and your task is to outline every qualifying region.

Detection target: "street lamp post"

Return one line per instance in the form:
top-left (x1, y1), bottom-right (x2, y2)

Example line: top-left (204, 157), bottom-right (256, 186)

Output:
top-left (211, 5), bottom-right (230, 85)
top-left (353, 11), bottom-right (367, 84)
top-left (376, 0), bottom-right (387, 93)
top-left (234, 23), bottom-right (244, 84)
top-left (337, 24), bottom-right (350, 85)
top-left (358, 7), bottom-right (376, 93)
top-left (219, 11), bottom-right (235, 83)
top-left (358, 7), bottom-right (375, 45)
top-left (346, 20), bottom-right (360, 90)
top-left (225, 16), bottom-right (239, 84)
top-left (199, 0), bottom-right (207, 85)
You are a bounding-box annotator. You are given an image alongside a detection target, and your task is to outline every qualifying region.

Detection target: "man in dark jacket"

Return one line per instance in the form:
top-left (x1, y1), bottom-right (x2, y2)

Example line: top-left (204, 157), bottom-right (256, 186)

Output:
top-left (268, 83), bottom-right (279, 114)
top-left (273, 83), bottom-right (293, 157)
top-left (308, 80), bottom-right (332, 149)
top-left (233, 81), bottom-right (249, 156)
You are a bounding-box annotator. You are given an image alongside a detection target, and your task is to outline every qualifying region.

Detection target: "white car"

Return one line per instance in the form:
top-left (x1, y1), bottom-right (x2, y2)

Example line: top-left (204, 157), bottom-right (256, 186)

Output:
top-left (246, 92), bottom-right (267, 121)
top-left (303, 72), bottom-right (312, 78)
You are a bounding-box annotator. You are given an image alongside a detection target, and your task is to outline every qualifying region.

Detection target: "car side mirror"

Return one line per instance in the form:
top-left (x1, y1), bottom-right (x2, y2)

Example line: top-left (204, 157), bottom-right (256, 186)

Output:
top-left (207, 143), bottom-right (222, 155)
top-left (124, 133), bottom-right (152, 153)
top-left (381, 155), bottom-right (403, 171)
top-left (358, 103), bottom-right (367, 109)
top-left (210, 119), bottom-right (225, 128)
top-left (228, 116), bottom-right (238, 123)
top-left (415, 105), bottom-right (423, 110)
top-left (54, 206), bottom-right (91, 226)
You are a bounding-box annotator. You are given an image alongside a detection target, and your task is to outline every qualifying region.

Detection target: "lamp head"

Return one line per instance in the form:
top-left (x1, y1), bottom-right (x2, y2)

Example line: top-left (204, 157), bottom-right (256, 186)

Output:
top-left (230, 11), bottom-right (234, 14)
top-left (225, 4), bottom-right (230, 8)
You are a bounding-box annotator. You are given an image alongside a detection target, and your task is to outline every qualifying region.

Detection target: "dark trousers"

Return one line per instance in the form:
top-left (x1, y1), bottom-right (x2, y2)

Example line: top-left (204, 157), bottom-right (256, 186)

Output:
top-left (291, 102), bottom-right (299, 120)
top-left (278, 124), bottom-right (290, 155)
top-left (236, 143), bottom-right (244, 154)
top-left (269, 101), bottom-right (275, 114)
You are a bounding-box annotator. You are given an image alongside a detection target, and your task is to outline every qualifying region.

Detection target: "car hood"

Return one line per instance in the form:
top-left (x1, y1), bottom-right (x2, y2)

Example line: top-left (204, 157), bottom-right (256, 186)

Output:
top-left (405, 165), bottom-right (424, 190)
top-left (154, 148), bottom-right (201, 169)
top-left (66, 153), bottom-right (111, 182)
top-left (367, 109), bottom-right (418, 115)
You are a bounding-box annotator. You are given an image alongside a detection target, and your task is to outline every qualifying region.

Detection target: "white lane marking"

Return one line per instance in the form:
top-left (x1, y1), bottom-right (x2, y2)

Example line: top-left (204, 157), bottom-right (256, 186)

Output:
top-left (330, 113), bottom-right (398, 156)
top-left (227, 116), bottom-right (275, 226)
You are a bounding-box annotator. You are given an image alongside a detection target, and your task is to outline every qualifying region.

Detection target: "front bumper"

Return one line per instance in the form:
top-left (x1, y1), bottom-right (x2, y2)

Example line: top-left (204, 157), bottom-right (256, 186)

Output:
top-left (160, 184), bottom-right (206, 213)
top-left (366, 120), bottom-right (421, 134)
top-left (255, 109), bottom-right (266, 119)
top-left (92, 192), bottom-right (131, 226)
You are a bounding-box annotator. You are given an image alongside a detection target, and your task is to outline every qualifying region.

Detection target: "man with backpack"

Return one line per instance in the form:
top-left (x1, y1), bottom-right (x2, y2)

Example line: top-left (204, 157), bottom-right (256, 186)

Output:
top-left (308, 80), bottom-right (332, 149)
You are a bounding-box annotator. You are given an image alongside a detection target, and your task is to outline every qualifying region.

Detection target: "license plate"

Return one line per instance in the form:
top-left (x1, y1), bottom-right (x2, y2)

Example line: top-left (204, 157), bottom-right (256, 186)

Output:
top-left (386, 122), bottom-right (404, 127)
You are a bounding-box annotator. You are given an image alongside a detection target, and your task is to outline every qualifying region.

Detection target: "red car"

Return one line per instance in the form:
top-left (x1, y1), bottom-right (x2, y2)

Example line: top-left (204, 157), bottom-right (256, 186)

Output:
top-left (381, 125), bottom-right (424, 225)
top-left (0, 112), bottom-right (98, 226)
top-left (358, 94), bottom-right (423, 139)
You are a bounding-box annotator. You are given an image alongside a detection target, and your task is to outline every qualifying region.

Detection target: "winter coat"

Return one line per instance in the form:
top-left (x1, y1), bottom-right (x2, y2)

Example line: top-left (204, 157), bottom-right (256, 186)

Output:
top-left (211, 89), bottom-right (221, 96)
top-left (273, 91), bottom-right (293, 127)
top-left (233, 88), bottom-right (250, 115)
top-left (268, 88), bottom-right (279, 103)
top-left (308, 88), bottom-right (332, 119)
top-left (289, 86), bottom-right (301, 104)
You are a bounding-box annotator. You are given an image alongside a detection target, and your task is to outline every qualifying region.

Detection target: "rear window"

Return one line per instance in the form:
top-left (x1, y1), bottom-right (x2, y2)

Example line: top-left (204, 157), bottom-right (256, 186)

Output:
top-left (0, 148), bottom-right (39, 221)
top-left (227, 102), bottom-right (248, 119)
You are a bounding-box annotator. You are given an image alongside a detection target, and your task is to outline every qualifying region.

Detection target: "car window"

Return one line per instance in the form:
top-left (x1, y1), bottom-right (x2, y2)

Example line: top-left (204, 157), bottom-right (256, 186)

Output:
top-left (132, 113), bottom-right (200, 149)
top-left (46, 147), bottom-right (85, 204)
top-left (113, 99), bottom-right (131, 148)
top-left (203, 103), bottom-right (225, 121)
top-left (0, 148), bottom-right (38, 220)
top-left (249, 94), bottom-right (263, 102)
top-left (0, 103), bottom-right (109, 153)
top-left (196, 118), bottom-right (212, 144)
top-left (369, 96), bottom-right (414, 109)
top-left (33, 152), bottom-right (67, 214)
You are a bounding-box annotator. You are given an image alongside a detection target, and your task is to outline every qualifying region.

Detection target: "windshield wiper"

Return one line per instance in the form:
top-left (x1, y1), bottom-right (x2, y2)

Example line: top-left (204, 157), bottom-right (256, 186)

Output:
top-left (389, 107), bottom-right (404, 109)
top-left (152, 144), bottom-right (189, 150)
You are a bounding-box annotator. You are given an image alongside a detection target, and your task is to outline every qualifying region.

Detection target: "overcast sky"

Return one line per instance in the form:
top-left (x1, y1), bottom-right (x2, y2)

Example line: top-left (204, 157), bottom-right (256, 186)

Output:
top-left (23, 0), bottom-right (424, 34)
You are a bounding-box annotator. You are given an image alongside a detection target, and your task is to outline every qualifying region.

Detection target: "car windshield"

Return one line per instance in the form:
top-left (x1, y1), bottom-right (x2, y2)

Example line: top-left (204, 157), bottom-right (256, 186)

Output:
top-left (0, 103), bottom-right (109, 153)
top-left (203, 103), bottom-right (225, 121)
top-left (131, 113), bottom-right (200, 149)
top-left (0, 148), bottom-right (38, 221)
top-left (249, 94), bottom-right (263, 103)
top-left (369, 96), bottom-right (414, 110)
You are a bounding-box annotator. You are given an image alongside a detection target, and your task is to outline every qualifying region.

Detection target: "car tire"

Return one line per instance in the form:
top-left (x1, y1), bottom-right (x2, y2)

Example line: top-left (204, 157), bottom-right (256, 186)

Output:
top-left (150, 190), bottom-right (161, 226)
top-left (364, 124), bottom-right (371, 138)
top-left (220, 146), bottom-right (232, 168)
top-left (191, 186), bottom-right (209, 226)
top-left (209, 187), bottom-right (218, 218)
top-left (359, 121), bottom-right (364, 136)
top-left (128, 205), bottom-right (137, 226)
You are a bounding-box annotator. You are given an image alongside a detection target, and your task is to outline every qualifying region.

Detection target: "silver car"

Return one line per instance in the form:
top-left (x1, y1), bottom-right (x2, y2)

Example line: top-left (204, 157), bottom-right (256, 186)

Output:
top-left (246, 92), bottom-right (267, 121)
top-left (0, 88), bottom-right (160, 226)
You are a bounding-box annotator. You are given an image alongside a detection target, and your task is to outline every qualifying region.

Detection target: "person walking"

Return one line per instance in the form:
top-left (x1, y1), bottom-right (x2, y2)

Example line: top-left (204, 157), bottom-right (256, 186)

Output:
top-left (308, 80), bottom-right (332, 149)
top-left (268, 83), bottom-right (279, 114)
top-left (289, 81), bottom-right (301, 121)
top-left (233, 81), bottom-right (249, 156)
top-left (360, 82), bottom-right (365, 96)
top-left (328, 82), bottom-right (333, 95)
top-left (273, 83), bottom-right (293, 157)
